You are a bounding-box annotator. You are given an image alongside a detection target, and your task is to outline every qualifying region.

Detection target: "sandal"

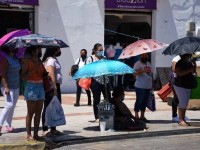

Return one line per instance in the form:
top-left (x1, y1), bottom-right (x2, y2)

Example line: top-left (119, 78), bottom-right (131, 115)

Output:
top-left (50, 130), bottom-right (64, 136)
top-left (178, 121), bottom-right (189, 127)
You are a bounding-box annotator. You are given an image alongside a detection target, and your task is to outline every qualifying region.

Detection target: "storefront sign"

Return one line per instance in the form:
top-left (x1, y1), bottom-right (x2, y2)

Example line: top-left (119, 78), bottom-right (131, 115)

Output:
top-left (2, 0), bottom-right (39, 6)
top-left (105, 0), bottom-right (156, 10)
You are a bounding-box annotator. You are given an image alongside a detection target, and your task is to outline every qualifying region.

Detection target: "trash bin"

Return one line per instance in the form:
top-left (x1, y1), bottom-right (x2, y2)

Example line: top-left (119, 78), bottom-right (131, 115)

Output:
top-left (98, 101), bottom-right (115, 131)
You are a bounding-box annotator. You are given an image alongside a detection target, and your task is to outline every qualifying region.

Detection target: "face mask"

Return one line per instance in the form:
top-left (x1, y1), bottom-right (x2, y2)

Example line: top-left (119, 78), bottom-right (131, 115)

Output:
top-left (55, 51), bottom-right (61, 57)
top-left (141, 58), bottom-right (148, 63)
top-left (81, 54), bottom-right (86, 60)
top-left (120, 96), bottom-right (124, 102)
top-left (37, 52), bottom-right (42, 58)
top-left (97, 51), bottom-right (103, 57)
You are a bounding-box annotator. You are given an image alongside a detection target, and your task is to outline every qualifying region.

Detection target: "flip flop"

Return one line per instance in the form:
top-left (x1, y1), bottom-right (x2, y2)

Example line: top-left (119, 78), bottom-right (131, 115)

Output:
top-left (178, 121), bottom-right (189, 127)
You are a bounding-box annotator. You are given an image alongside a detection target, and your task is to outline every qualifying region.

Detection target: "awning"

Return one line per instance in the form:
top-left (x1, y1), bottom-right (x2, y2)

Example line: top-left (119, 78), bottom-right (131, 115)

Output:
top-left (0, 0), bottom-right (39, 6)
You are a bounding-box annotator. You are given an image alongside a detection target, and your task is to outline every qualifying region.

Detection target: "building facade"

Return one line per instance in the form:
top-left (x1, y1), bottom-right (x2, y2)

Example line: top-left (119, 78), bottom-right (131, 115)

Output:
top-left (0, 0), bottom-right (200, 93)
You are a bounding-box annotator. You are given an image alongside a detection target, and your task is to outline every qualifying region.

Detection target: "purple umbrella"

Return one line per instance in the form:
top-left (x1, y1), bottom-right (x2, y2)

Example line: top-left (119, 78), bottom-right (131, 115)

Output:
top-left (0, 29), bottom-right (30, 59)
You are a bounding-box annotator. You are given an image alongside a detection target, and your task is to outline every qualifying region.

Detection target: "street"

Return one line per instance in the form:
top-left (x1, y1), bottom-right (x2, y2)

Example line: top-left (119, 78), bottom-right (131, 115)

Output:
top-left (55, 133), bottom-right (200, 150)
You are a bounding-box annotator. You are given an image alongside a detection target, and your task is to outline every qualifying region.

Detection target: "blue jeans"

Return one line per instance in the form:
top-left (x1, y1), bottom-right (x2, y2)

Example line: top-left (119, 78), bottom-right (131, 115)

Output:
top-left (134, 87), bottom-right (151, 112)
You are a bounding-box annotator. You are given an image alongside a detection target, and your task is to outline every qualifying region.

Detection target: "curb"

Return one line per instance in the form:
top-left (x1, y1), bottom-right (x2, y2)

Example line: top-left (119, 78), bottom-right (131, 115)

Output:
top-left (46, 128), bottom-right (200, 149)
top-left (0, 141), bottom-right (45, 150)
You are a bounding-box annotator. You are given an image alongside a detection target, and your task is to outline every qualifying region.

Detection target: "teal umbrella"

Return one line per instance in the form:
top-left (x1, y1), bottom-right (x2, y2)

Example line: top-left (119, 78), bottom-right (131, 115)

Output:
top-left (72, 60), bottom-right (134, 101)
top-left (72, 59), bottom-right (134, 80)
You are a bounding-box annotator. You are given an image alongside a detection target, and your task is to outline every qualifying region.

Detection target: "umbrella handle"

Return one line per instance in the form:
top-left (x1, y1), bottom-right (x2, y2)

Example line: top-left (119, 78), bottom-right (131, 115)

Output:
top-left (104, 76), bottom-right (108, 102)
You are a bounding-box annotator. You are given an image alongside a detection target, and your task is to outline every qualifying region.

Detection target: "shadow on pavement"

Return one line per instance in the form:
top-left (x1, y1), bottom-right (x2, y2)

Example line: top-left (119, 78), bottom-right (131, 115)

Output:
top-left (83, 126), bottom-right (99, 131)
top-left (148, 120), bottom-right (174, 124)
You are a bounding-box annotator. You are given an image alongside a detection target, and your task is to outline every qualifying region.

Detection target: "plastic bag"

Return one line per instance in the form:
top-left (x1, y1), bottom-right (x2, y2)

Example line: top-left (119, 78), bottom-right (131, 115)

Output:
top-left (45, 96), bottom-right (66, 127)
top-left (78, 78), bottom-right (92, 90)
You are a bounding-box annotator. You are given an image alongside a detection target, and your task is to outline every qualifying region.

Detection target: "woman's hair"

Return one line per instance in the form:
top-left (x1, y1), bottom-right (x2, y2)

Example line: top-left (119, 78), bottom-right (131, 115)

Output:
top-left (0, 46), bottom-right (18, 54)
top-left (112, 86), bottom-right (124, 98)
top-left (42, 48), bottom-right (58, 62)
top-left (80, 49), bottom-right (87, 54)
top-left (180, 54), bottom-right (192, 60)
top-left (25, 46), bottom-right (37, 56)
top-left (93, 43), bottom-right (102, 51)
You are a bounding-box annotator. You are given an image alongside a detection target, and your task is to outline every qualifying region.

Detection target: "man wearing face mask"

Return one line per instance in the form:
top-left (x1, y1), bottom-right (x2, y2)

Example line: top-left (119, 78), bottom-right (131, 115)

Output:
top-left (110, 86), bottom-right (144, 131)
top-left (133, 53), bottom-right (153, 123)
top-left (74, 49), bottom-right (91, 106)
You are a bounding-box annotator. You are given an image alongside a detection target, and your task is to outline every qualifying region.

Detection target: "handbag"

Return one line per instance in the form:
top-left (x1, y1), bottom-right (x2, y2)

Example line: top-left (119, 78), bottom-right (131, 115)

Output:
top-left (78, 78), bottom-right (92, 90)
top-left (45, 96), bottom-right (66, 127)
top-left (43, 75), bottom-right (53, 93)
top-left (147, 92), bottom-right (156, 111)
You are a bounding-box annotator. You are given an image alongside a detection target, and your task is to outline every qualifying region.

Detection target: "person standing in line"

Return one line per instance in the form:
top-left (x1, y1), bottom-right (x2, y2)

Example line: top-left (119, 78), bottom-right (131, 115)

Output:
top-left (74, 49), bottom-right (91, 106)
top-left (173, 54), bottom-right (196, 127)
top-left (42, 47), bottom-right (63, 136)
top-left (86, 43), bottom-right (111, 122)
top-left (21, 46), bottom-right (45, 141)
top-left (171, 55), bottom-right (190, 122)
top-left (133, 53), bottom-right (153, 123)
top-left (0, 47), bottom-right (21, 135)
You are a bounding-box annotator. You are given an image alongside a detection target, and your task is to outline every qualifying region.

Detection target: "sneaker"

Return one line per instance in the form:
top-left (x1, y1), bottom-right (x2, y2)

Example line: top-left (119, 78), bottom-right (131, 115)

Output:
top-left (172, 116), bottom-right (179, 122)
top-left (94, 119), bottom-right (99, 123)
top-left (184, 116), bottom-right (191, 121)
top-left (74, 103), bottom-right (80, 107)
top-left (5, 126), bottom-right (14, 133)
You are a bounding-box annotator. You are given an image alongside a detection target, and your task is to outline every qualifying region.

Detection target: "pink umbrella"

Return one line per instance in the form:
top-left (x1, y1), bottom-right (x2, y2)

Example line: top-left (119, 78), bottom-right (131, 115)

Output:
top-left (118, 39), bottom-right (168, 59)
top-left (0, 29), bottom-right (30, 59)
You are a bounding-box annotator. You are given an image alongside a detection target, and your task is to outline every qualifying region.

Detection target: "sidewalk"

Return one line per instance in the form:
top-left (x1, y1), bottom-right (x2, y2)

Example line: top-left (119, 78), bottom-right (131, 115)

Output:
top-left (0, 91), bottom-right (200, 149)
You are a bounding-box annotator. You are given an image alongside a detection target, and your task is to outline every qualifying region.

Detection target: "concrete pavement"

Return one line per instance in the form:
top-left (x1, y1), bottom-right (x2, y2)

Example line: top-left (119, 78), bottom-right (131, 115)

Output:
top-left (0, 91), bottom-right (200, 149)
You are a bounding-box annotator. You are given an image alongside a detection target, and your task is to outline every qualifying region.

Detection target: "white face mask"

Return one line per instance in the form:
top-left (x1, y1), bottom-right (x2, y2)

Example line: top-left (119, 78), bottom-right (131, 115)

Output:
top-left (97, 51), bottom-right (103, 56)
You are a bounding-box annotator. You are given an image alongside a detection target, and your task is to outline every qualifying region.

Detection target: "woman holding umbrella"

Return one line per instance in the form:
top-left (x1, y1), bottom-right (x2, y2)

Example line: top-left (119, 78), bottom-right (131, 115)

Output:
top-left (86, 43), bottom-right (111, 122)
top-left (173, 54), bottom-right (197, 126)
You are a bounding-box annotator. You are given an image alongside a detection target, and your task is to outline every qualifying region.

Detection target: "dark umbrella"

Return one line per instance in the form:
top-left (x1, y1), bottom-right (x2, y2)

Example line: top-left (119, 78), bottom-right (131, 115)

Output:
top-left (162, 37), bottom-right (200, 55)
top-left (3, 34), bottom-right (69, 49)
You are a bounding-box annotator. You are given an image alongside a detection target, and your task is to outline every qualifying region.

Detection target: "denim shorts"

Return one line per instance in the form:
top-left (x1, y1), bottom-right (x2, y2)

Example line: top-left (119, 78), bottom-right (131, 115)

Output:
top-left (24, 82), bottom-right (45, 101)
top-left (134, 87), bottom-right (151, 112)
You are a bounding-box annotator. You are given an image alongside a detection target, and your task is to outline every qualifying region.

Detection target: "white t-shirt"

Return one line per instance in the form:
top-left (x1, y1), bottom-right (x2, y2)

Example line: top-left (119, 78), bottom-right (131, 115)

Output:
top-left (172, 55), bottom-right (181, 63)
top-left (134, 60), bottom-right (152, 89)
top-left (172, 55), bottom-right (181, 77)
top-left (44, 57), bottom-right (62, 84)
top-left (75, 57), bottom-right (87, 69)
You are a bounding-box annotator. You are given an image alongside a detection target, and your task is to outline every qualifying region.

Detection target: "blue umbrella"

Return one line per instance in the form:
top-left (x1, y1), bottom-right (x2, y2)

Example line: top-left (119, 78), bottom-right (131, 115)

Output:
top-left (72, 59), bottom-right (134, 80)
top-left (72, 59), bottom-right (134, 101)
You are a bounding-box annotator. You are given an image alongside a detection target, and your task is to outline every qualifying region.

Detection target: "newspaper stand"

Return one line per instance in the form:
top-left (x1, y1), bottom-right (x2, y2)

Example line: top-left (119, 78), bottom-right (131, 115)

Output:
top-left (98, 101), bottom-right (115, 130)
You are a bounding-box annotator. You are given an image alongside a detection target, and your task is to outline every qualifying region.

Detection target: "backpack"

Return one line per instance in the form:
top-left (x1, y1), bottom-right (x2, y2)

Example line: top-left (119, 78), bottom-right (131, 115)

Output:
top-left (71, 58), bottom-right (80, 77)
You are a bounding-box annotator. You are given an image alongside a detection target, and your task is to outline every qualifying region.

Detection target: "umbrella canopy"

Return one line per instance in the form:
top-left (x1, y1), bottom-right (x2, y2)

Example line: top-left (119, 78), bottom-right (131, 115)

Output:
top-left (72, 60), bottom-right (134, 80)
top-left (162, 37), bottom-right (200, 55)
top-left (3, 34), bottom-right (69, 49)
top-left (0, 29), bottom-right (30, 59)
top-left (118, 39), bottom-right (168, 59)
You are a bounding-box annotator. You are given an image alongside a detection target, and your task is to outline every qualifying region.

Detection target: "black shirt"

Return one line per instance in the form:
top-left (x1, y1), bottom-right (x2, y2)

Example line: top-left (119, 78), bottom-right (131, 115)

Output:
top-left (174, 59), bottom-right (195, 89)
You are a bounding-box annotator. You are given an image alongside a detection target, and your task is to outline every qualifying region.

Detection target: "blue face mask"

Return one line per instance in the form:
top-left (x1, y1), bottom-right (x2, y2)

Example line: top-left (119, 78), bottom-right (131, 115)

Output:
top-left (97, 51), bottom-right (103, 57)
